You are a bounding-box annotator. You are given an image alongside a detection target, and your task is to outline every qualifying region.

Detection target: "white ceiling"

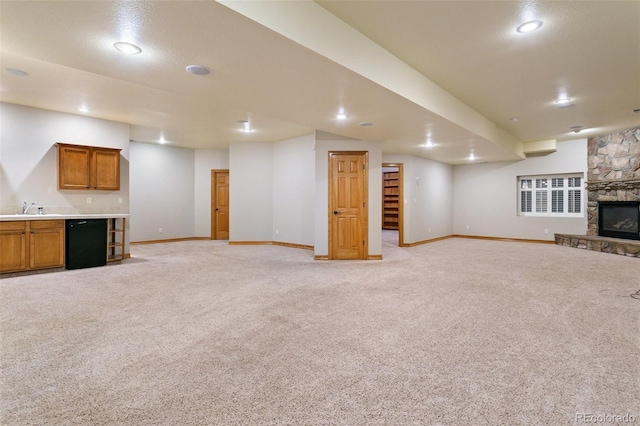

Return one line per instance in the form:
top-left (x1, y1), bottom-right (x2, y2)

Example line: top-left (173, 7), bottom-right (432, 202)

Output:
top-left (1, 1), bottom-right (638, 165)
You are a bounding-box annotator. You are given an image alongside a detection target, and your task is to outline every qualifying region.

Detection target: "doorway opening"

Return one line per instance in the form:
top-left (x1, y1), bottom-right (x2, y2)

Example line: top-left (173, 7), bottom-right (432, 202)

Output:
top-left (382, 163), bottom-right (404, 247)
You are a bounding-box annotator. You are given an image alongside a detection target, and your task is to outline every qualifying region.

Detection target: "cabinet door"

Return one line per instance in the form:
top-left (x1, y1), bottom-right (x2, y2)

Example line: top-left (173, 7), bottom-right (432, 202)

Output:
top-left (0, 222), bottom-right (28, 273)
top-left (92, 148), bottom-right (120, 190)
top-left (58, 144), bottom-right (91, 189)
top-left (29, 220), bottom-right (65, 270)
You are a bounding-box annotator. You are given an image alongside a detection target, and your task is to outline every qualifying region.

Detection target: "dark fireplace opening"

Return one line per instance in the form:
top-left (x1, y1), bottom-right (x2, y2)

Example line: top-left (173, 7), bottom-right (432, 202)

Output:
top-left (598, 201), bottom-right (640, 240)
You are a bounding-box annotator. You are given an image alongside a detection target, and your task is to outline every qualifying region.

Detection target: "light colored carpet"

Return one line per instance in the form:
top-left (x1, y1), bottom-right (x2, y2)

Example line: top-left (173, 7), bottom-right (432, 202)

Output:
top-left (1, 238), bottom-right (638, 425)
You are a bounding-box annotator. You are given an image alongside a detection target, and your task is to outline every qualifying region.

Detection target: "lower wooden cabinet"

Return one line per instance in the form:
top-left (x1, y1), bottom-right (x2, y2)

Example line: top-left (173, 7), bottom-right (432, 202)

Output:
top-left (29, 220), bottom-right (65, 270)
top-left (0, 221), bottom-right (28, 272)
top-left (0, 220), bottom-right (65, 273)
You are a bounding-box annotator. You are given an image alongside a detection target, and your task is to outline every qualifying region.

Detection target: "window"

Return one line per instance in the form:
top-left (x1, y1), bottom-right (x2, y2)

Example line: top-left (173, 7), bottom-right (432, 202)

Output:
top-left (518, 174), bottom-right (583, 217)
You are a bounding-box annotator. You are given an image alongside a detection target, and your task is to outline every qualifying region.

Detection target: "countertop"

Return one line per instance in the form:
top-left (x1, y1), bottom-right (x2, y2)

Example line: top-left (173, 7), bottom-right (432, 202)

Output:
top-left (0, 214), bottom-right (130, 221)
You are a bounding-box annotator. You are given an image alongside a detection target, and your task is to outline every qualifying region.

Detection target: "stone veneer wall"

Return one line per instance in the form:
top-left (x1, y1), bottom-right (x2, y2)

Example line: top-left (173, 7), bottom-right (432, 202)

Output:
top-left (555, 234), bottom-right (640, 257)
top-left (586, 127), bottom-right (640, 236)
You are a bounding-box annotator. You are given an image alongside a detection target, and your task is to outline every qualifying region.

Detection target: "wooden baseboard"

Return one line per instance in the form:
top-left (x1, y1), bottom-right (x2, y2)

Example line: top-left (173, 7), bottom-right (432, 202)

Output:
top-left (130, 235), bottom-right (552, 252)
top-left (272, 241), bottom-right (314, 250)
top-left (402, 235), bottom-right (455, 247)
top-left (314, 254), bottom-right (382, 260)
top-left (130, 237), bottom-right (210, 245)
top-left (453, 235), bottom-right (555, 244)
top-left (228, 241), bottom-right (272, 246)
top-left (229, 241), bottom-right (314, 250)
top-left (402, 234), bottom-right (554, 246)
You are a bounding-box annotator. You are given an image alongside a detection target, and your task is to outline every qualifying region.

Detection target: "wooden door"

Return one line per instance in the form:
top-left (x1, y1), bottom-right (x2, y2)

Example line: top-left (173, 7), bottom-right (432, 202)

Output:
top-left (329, 152), bottom-right (368, 260)
top-left (211, 170), bottom-right (230, 240)
top-left (92, 148), bottom-right (120, 190)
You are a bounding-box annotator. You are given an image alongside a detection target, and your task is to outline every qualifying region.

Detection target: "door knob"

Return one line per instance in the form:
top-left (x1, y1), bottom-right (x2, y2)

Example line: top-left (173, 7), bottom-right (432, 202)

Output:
top-left (333, 210), bottom-right (340, 215)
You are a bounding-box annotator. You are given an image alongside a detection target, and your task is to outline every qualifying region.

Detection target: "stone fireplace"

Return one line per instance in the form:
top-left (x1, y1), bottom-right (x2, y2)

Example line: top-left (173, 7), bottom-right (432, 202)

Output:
top-left (555, 126), bottom-right (640, 257)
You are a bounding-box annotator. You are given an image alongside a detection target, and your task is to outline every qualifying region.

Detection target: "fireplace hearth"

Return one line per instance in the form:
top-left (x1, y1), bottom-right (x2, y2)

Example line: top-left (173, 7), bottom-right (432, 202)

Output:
top-left (598, 202), bottom-right (640, 240)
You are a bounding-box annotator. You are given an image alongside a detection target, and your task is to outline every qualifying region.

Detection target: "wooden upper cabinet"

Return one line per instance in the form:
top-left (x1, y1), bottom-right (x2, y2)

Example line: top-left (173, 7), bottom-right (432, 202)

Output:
top-left (58, 144), bottom-right (91, 189)
top-left (92, 148), bottom-right (120, 190)
top-left (57, 143), bottom-right (121, 190)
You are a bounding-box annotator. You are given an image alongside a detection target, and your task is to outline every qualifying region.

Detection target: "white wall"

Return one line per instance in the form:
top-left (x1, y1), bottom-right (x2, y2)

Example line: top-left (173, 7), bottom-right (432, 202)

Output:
top-left (0, 103), bottom-right (129, 216)
top-left (229, 142), bottom-right (274, 241)
top-left (129, 142), bottom-right (195, 242)
top-left (273, 135), bottom-right (315, 246)
top-left (314, 137), bottom-right (383, 257)
top-left (453, 138), bottom-right (588, 240)
top-left (383, 154), bottom-right (454, 244)
top-left (194, 149), bottom-right (229, 237)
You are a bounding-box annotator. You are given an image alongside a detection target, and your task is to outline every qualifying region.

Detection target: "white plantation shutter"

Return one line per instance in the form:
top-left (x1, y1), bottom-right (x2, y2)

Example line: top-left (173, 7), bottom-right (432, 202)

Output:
top-left (520, 179), bottom-right (532, 213)
top-left (552, 190), bottom-right (564, 213)
top-left (568, 189), bottom-right (581, 213)
top-left (521, 191), bottom-right (532, 213)
top-left (535, 178), bottom-right (548, 213)
top-left (535, 190), bottom-right (547, 212)
top-left (568, 177), bottom-right (581, 213)
top-left (536, 178), bottom-right (548, 189)
top-left (518, 174), bottom-right (583, 217)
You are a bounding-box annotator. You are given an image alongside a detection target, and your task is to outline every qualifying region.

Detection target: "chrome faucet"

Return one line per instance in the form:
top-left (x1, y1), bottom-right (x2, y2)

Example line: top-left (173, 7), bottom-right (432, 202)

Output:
top-left (23, 201), bottom-right (37, 214)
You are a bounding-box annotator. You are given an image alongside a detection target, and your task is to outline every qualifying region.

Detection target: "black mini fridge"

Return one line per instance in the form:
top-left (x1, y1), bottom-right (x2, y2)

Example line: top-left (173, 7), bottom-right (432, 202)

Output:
top-left (65, 219), bottom-right (108, 269)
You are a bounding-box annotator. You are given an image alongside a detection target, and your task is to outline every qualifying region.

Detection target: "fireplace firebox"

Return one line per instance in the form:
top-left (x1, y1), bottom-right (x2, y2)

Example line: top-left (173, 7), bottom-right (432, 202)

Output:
top-left (598, 202), bottom-right (640, 240)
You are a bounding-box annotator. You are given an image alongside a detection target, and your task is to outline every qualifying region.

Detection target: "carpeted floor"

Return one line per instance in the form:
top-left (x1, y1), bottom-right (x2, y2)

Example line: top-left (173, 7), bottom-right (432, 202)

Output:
top-left (1, 237), bottom-right (638, 425)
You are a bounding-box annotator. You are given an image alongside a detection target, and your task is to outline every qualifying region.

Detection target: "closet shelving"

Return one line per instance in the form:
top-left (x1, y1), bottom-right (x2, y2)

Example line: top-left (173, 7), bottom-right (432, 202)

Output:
top-left (383, 171), bottom-right (399, 230)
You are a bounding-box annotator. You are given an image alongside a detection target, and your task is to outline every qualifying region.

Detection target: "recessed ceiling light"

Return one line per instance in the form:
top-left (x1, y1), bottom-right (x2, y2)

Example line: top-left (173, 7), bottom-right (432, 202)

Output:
top-left (186, 65), bottom-right (210, 76)
top-left (335, 113), bottom-right (347, 120)
top-left (510, 116), bottom-right (520, 122)
top-left (554, 97), bottom-right (572, 105)
top-left (359, 122), bottom-right (373, 127)
top-left (424, 141), bottom-right (435, 148)
top-left (555, 98), bottom-right (575, 108)
top-left (5, 68), bottom-right (29, 77)
top-left (113, 42), bottom-right (142, 55)
top-left (570, 125), bottom-right (584, 133)
top-left (78, 105), bottom-right (89, 113)
top-left (516, 20), bottom-right (543, 33)
top-left (468, 153), bottom-right (476, 161)
top-left (238, 121), bottom-right (253, 133)
top-left (159, 135), bottom-right (168, 144)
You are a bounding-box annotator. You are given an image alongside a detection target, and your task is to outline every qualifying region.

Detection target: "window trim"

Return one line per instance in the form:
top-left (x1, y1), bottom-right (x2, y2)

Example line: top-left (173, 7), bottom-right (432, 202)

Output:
top-left (518, 173), bottom-right (584, 217)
